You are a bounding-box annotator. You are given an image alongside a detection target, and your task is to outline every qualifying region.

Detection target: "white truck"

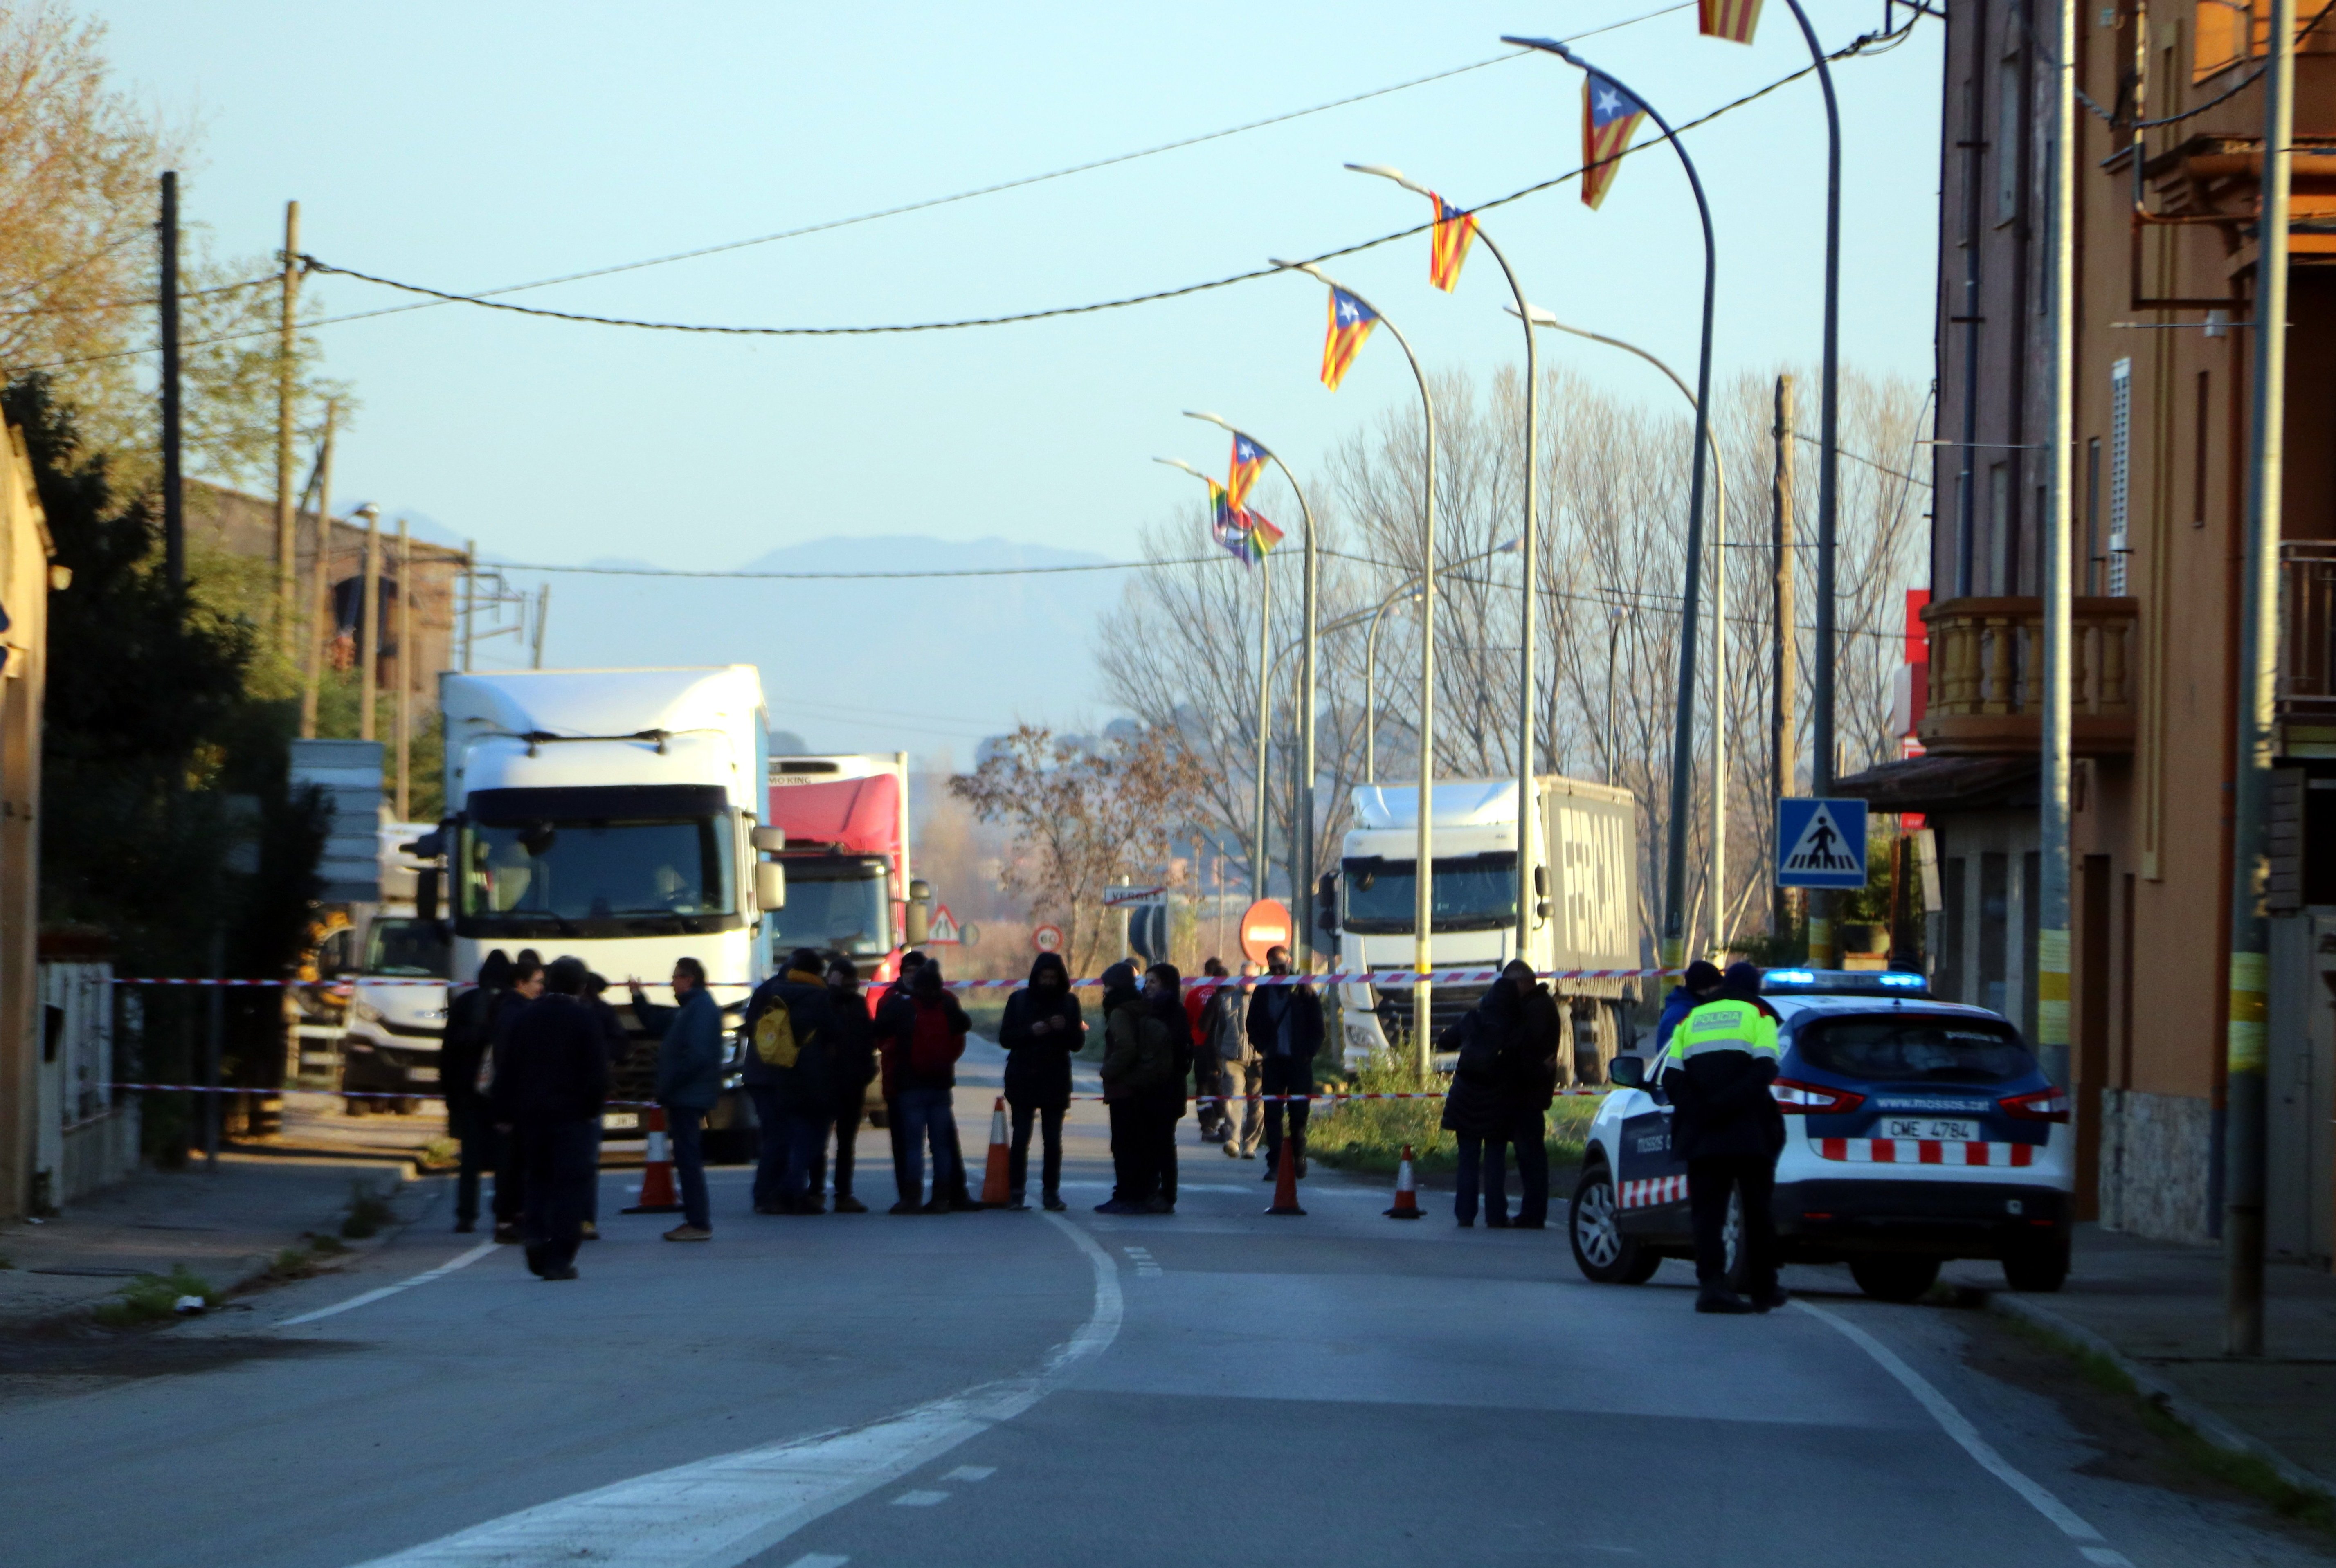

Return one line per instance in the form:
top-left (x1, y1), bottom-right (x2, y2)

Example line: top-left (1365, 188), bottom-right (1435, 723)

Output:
top-left (338, 819), bottom-right (453, 1112)
top-left (1321, 775), bottom-right (1640, 1082)
top-left (433, 666), bottom-right (784, 1156)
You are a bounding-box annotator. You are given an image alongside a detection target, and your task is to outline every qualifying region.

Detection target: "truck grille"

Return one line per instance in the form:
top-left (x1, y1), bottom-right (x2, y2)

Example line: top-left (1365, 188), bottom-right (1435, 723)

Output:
top-left (1375, 982), bottom-right (1490, 1054)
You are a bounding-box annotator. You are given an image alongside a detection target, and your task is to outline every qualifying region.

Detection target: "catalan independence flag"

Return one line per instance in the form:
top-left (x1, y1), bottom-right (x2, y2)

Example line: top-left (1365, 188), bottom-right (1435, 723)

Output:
top-left (1581, 72), bottom-right (1648, 211)
top-left (1321, 287), bottom-right (1379, 391)
top-left (1698, 0), bottom-right (1764, 43)
top-left (1227, 432), bottom-right (1268, 509)
top-left (1428, 193), bottom-right (1477, 292)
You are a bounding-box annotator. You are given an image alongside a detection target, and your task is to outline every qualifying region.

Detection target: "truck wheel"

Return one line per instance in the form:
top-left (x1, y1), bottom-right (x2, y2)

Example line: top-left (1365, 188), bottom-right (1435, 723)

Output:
top-left (1570, 1168), bottom-right (1659, 1284)
top-left (1848, 1254), bottom-right (1942, 1303)
top-left (2001, 1234), bottom-right (2070, 1293)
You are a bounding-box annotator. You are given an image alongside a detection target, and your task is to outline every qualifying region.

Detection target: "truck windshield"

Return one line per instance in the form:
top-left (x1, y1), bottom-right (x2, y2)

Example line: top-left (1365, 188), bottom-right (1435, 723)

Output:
top-left (1342, 852), bottom-right (1518, 934)
top-left (364, 918), bottom-right (450, 978)
top-left (457, 816), bottom-right (739, 939)
top-left (767, 860), bottom-right (892, 959)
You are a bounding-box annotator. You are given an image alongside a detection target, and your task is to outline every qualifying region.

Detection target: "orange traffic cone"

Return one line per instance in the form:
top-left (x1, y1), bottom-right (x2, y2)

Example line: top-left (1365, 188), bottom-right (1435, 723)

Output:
top-left (1384, 1145), bottom-right (1424, 1219)
top-left (621, 1106), bottom-right (683, 1213)
top-left (1265, 1117), bottom-right (1307, 1217)
top-left (979, 1096), bottom-right (1014, 1206)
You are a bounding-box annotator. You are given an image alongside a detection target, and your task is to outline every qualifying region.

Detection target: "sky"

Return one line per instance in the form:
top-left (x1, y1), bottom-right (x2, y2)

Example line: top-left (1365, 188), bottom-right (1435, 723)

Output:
top-left (98, 1), bottom-right (1944, 751)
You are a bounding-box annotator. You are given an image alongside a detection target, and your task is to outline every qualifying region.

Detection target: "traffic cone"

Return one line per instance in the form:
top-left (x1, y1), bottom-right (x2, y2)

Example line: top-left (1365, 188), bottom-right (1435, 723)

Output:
top-left (1264, 1116), bottom-right (1307, 1217)
top-left (1383, 1145), bottom-right (1424, 1219)
top-left (621, 1105), bottom-right (683, 1213)
top-left (979, 1096), bottom-right (1014, 1206)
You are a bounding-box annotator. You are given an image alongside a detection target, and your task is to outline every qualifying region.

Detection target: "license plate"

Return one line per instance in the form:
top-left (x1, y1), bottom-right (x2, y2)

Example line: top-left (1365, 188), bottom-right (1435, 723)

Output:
top-left (601, 1111), bottom-right (641, 1131)
top-left (1880, 1116), bottom-right (1980, 1142)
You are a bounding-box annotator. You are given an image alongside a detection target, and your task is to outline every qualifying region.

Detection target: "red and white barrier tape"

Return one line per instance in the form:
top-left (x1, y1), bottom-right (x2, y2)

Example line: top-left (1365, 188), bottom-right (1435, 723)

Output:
top-left (110, 966), bottom-right (1668, 991)
top-left (104, 1081), bottom-right (1612, 1105)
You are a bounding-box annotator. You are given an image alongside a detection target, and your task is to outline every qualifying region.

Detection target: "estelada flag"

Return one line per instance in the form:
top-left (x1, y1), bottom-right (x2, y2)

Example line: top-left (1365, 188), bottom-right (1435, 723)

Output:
top-left (1699, 0), bottom-right (1763, 44)
top-left (1428, 193), bottom-right (1477, 292)
top-left (1320, 287), bottom-right (1379, 391)
top-left (1581, 72), bottom-right (1649, 210)
top-left (1227, 432), bottom-right (1268, 509)
top-left (1244, 508), bottom-right (1285, 562)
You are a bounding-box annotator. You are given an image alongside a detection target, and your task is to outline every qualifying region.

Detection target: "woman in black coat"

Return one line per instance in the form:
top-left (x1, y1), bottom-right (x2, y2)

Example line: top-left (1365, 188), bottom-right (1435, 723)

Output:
top-left (997, 951), bottom-right (1081, 1211)
top-left (1440, 979), bottom-right (1525, 1228)
top-left (821, 957), bottom-right (879, 1213)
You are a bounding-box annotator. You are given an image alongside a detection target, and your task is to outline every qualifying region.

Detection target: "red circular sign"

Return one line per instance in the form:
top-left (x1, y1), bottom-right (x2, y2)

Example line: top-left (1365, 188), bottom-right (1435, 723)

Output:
top-left (1030, 923), bottom-right (1064, 954)
top-left (1239, 899), bottom-right (1293, 965)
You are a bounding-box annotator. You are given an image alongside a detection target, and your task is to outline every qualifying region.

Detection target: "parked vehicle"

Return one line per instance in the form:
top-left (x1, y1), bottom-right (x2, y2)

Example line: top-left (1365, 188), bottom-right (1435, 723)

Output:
top-left (339, 820), bottom-right (452, 1113)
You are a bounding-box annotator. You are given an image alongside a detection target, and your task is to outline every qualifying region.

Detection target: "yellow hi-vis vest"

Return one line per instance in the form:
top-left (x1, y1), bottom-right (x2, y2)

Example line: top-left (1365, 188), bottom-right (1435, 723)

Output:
top-left (1664, 997), bottom-right (1780, 1066)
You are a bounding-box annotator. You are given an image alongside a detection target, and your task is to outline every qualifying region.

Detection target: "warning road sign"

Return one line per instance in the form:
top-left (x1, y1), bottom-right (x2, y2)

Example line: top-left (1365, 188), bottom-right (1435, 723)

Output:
top-left (926, 903), bottom-right (963, 944)
top-left (1775, 797), bottom-right (1868, 890)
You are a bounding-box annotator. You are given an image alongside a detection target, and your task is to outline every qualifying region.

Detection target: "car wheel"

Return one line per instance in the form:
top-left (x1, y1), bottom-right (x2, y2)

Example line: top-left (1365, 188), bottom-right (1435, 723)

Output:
top-left (1848, 1254), bottom-right (1942, 1303)
top-left (1570, 1168), bottom-right (1657, 1284)
top-left (2001, 1234), bottom-right (2070, 1293)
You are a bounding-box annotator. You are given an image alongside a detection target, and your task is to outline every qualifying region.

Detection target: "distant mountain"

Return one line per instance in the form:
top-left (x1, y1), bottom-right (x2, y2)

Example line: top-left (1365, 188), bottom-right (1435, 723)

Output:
top-left (525, 534), bottom-right (1126, 759)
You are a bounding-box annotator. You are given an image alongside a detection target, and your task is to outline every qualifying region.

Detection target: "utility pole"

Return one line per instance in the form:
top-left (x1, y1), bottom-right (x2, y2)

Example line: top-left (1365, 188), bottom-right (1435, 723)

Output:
top-left (2037, 0), bottom-right (2079, 1109)
top-left (395, 519), bottom-right (413, 820)
top-left (358, 506), bottom-right (382, 740)
top-left (1254, 557), bottom-right (1273, 902)
top-left (298, 402), bottom-right (338, 739)
top-left (531, 583), bottom-right (550, 669)
top-left (2225, 0), bottom-right (2296, 1360)
top-left (1772, 374), bottom-right (1799, 940)
top-left (459, 539), bottom-right (477, 672)
top-left (1711, 417), bottom-right (1728, 961)
top-left (159, 172), bottom-right (184, 596)
top-left (273, 201), bottom-right (301, 644)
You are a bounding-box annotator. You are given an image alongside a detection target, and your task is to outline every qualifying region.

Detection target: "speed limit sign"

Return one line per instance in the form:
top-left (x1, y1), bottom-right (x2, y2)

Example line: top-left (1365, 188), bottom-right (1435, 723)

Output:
top-left (1031, 923), bottom-right (1064, 953)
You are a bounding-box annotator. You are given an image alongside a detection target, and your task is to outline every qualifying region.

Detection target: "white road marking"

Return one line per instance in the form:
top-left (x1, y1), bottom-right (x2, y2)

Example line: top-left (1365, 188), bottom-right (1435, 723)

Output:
top-left (889, 1491), bottom-right (948, 1507)
top-left (941, 1466), bottom-right (995, 1482)
top-left (1796, 1301), bottom-right (2133, 1567)
top-left (279, 1241), bottom-right (499, 1327)
top-left (346, 1213), bottom-right (1122, 1568)
top-left (782, 1557), bottom-right (848, 1568)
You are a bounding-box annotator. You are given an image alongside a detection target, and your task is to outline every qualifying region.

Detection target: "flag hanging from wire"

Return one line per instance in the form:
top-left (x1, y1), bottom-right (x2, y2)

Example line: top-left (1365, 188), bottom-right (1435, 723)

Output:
top-left (1207, 479), bottom-right (1252, 562)
top-left (1698, 0), bottom-right (1764, 43)
top-left (1581, 72), bottom-right (1649, 210)
top-left (1428, 193), bottom-right (1478, 292)
top-left (1244, 508), bottom-right (1285, 562)
top-left (1227, 432), bottom-right (1269, 509)
top-left (1321, 287), bottom-right (1380, 390)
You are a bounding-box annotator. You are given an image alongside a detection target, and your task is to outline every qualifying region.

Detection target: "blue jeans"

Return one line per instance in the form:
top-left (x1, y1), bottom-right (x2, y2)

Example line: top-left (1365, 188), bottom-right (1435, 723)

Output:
top-left (896, 1086), bottom-right (960, 1205)
top-left (1454, 1134), bottom-right (1509, 1224)
top-left (666, 1104), bottom-right (712, 1230)
top-left (780, 1112), bottom-right (826, 1205)
top-left (749, 1087), bottom-right (787, 1210)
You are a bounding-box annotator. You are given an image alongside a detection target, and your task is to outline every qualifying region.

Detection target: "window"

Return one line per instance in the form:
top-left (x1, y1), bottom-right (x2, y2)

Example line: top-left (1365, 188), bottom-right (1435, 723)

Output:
top-left (2086, 438), bottom-right (2103, 593)
top-left (2193, 369), bottom-right (2212, 528)
top-left (1997, 56), bottom-right (2025, 225)
top-left (1991, 462), bottom-right (2013, 593)
top-left (1341, 852), bottom-right (1519, 934)
top-left (1795, 1015), bottom-right (2038, 1084)
top-left (2108, 358), bottom-right (2132, 594)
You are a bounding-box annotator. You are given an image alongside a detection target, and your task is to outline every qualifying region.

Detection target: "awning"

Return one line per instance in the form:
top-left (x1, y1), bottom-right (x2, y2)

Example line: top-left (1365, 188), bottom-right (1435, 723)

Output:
top-left (1830, 755), bottom-right (2038, 814)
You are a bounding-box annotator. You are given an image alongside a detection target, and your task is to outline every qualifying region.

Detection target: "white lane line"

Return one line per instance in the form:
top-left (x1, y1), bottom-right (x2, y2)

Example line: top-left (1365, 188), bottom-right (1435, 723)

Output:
top-left (1796, 1301), bottom-right (2134, 1567)
top-left (889, 1491), bottom-right (948, 1507)
top-left (279, 1241), bottom-right (499, 1327)
top-left (347, 1211), bottom-right (1122, 1568)
top-left (782, 1557), bottom-right (847, 1568)
top-left (941, 1466), bottom-right (995, 1483)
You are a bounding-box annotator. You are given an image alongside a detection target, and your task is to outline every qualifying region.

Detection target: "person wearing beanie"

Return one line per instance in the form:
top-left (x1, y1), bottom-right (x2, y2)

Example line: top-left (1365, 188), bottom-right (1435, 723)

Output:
top-left (1661, 961), bottom-right (1787, 1314)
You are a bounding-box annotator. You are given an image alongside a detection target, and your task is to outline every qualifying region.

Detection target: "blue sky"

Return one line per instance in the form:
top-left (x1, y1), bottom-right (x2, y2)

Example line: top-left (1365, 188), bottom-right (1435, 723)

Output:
top-left (100, 2), bottom-right (1942, 741)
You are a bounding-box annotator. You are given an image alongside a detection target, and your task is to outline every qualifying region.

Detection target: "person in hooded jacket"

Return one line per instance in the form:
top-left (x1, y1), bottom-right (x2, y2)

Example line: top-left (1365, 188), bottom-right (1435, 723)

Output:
top-left (1502, 960), bottom-right (1566, 1229)
top-left (1662, 961), bottom-right (1787, 1314)
top-left (888, 961), bottom-right (971, 1213)
top-left (1097, 961), bottom-right (1180, 1213)
top-left (439, 949), bottom-right (513, 1234)
top-left (1146, 963), bottom-right (1190, 1211)
top-left (741, 948), bottom-right (838, 1215)
top-left (483, 952), bottom-right (544, 1242)
top-left (998, 950), bottom-right (1080, 1211)
top-left (488, 957), bottom-right (609, 1280)
top-left (818, 956), bottom-right (877, 1213)
top-left (1439, 970), bottom-right (1524, 1227)
top-left (1654, 960), bottom-right (1724, 1053)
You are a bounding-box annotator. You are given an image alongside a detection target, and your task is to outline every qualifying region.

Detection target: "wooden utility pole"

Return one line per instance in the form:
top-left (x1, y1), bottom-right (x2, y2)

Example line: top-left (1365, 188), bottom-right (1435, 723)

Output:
top-left (298, 402), bottom-right (337, 739)
top-left (358, 507), bottom-right (382, 740)
top-left (1772, 373), bottom-right (1799, 938)
top-left (273, 201), bottom-right (301, 644)
top-left (395, 519), bottom-right (412, 820)
top-left (160, 172), bottom-right (184, 595)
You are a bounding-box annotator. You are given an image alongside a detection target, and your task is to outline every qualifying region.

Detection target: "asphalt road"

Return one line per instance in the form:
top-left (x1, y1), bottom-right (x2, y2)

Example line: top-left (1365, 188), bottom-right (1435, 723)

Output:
top-left (2, 1038), bottom-right (2324, 1568)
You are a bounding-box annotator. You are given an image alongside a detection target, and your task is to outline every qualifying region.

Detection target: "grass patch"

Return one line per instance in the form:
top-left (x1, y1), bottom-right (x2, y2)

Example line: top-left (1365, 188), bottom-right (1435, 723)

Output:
top-left (417, 1135), bottom-right (459, 1171)
top-left (264, 1231), bottom-right (348, 1281)
top-left (1304, 1058), bottom-right (1603, 1178)
top-left (92, 1265), bottom-right (220, 1327)
top-left (339, 1180), bottom-right (396, 1240)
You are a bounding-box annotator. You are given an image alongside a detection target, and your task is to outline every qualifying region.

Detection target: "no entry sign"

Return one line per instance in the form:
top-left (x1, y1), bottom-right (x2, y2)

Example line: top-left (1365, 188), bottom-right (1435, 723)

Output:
top-left (1239, 899), bottom-right (1292, 964)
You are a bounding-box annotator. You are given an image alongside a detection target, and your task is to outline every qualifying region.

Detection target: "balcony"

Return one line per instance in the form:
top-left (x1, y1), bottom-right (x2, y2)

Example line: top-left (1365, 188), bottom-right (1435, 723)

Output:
top-left (1916, 597), bottom-right (2140, 756)
top-left (2279, 541), bottom-right (2336, 754)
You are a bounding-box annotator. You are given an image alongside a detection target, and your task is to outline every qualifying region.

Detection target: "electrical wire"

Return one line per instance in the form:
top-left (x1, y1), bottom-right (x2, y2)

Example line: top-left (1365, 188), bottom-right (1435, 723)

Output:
top-left (0, 271), bottom-right (277, 320)
top-left (481, 555), bottom-right (1216, 580)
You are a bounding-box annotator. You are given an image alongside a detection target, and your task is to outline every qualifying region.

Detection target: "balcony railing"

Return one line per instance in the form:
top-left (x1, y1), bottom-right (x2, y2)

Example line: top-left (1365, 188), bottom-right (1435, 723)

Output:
top-left (1917, 596), bottom-right (2140, 756)
top-left (2280, 541), bottom-right (2336, 722)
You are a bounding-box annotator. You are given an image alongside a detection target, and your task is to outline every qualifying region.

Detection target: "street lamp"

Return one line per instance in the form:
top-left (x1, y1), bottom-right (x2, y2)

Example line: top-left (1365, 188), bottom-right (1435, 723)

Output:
top-left (1521, 307), bottom-right (1729, 959)
top-left (1273, 258), bottom-right (1440, 1075)
top-left (1356, 536), bottom-right (1522, 785)
top-left (1502, 36), bottom-right (1719, 984)
top-left (1346, 163), bottom-right (1544, 964)
top-left (1156, 455), bottom-right (1275, 907)
top-left (1186, 411), bottom-right (1320, 971)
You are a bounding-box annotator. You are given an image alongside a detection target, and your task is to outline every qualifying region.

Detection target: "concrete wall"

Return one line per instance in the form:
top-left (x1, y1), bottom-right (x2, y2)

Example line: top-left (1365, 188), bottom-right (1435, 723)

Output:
top-left (0, 422), bottom-right (51, 1221)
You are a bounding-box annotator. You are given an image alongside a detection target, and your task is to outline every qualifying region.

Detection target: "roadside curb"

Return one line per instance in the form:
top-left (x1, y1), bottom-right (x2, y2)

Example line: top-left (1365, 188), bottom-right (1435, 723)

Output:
top-left (1981, 1287), bottom-right (2336, 1507)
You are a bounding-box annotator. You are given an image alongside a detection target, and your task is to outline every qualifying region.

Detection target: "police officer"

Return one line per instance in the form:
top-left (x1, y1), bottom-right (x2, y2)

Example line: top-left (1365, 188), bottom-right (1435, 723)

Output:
top-left (1660, 961), bottom-right (1787, 1314)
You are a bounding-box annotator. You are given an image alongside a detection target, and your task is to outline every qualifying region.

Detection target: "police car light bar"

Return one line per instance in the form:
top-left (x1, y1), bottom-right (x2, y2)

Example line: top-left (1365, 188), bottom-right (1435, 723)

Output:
top-left (1756, 968), bottom-right (1931, 997)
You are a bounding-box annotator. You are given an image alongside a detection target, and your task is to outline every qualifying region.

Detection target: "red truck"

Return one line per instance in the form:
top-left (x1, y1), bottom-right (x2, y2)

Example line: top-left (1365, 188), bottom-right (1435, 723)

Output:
top-left (764, 751), bottom-right (932, 991)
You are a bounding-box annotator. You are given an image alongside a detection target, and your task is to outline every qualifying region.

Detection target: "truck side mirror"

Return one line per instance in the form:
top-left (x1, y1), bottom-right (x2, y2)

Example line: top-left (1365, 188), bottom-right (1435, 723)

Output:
top-left (752, 825), bottom-right (787, 853)
top-left (1608, 1055), bottom-right (1648, 1090)
top-left (1315, 872), bottom-right (1338, 934)
top-left (1533, 865), bottom-right (1548, 896)
top-left (908, 878), bottom-right (933, 903)
top-left (755, 862), bottom-right (786, 910)
top-left (905, 901), bottom-right (931, 946)
top-left (416, 867), bottom-right (440, 924)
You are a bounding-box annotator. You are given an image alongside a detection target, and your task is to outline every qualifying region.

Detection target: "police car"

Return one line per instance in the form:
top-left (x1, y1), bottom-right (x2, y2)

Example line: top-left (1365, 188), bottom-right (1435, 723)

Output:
top-left (1568, 970), bottom-right (2073, 1301)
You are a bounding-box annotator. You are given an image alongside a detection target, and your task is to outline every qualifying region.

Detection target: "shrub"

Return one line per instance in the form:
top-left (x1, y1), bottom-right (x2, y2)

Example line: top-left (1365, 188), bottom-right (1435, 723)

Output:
top-left (93, 1265), bottom-right (219, 1327)
top-left (1306, 1058), bottom-right (1605, 1179)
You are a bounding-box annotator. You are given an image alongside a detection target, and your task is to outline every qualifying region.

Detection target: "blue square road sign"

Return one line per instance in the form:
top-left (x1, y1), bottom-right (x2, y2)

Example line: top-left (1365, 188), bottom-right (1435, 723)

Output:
top-left (1775, 797), bottom-right (1869, 890)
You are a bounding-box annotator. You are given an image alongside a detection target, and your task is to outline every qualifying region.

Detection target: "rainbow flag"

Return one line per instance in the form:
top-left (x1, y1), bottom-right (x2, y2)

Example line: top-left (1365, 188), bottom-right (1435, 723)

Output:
top-left (1699, 0), bottom-right (1763, 44)
top-left (1244, 508), bottom-right (1285, 562)
top-left (1581, 72), bottom-right (1648, 211)
top-left (1208, 479), bottom-right (1251, 562)
top-left (1227, 432), bottom-right (1268, 509)
top-left (1321, 287), bottom-right (1379, 391)
top-left (1428, 193), bottom-right (1477, 292)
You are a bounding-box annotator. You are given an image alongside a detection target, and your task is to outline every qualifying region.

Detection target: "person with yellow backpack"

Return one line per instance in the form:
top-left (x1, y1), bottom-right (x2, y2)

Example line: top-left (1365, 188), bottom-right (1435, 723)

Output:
top-left (740, 948), bottom-right (837, 1216)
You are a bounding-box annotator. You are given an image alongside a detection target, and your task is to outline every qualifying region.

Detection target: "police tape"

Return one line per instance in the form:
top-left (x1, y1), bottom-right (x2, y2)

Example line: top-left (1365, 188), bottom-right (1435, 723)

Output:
top-left (110, 966), bottom-right (1670, 990)
top-left (103, 1082), bottom-right (1614, 1104)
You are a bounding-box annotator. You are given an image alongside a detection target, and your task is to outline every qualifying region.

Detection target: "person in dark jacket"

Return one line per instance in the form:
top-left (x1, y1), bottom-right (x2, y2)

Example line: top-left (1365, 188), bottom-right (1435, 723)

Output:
top-left (1145, 963), bottom-right (1189, 1211)
top-left (888, 961), bottom-right (971, 1213)
top-left (741, 948), bottom-right (837, 1214)
top-left (630, 957), bottom-right (723, 1241)
top-left (488, 956), bottom-right (608, 1280)
top-left (1661, 962), bottom-right (1787, 1314)
top-left (482, 952), bottom-right (544, 1242)
top-left (998, 951), bottom-right (1080, 1211)
top-left (1654, 960), bottom-right (1724, 1053)
top-left (576, 972), bottom-right (632, 1239)
top-left (1439, 976), bottom-right (1524, 1227)
top-left (1246, 946), bottom-right (1324, 1180)
top-left (818, 956), bottom-right (877, 1213)
top-left (1504, 961), bottom-right (1565, 1229)
top-left (1207, 962), bottom-right (1261, 1158)
top-left (1186, 957), bottom-right (1230, 1144)
top-left (439, 949), bottom-right (512, 1234)
top-left (1092, 961), bottom-right (1158, 1212)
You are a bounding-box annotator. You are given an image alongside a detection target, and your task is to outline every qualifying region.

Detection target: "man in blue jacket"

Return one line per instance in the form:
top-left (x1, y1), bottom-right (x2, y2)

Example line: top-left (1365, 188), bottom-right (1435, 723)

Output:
top-left (631, 957), bottom-right (723, 1242)
top-left (1653, 960), bottom-right (1724, 1054)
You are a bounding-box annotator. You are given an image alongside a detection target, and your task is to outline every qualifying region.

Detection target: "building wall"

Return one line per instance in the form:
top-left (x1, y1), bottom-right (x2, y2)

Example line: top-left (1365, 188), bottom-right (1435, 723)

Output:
top-left (0, 422), bottom-right (52, 1220)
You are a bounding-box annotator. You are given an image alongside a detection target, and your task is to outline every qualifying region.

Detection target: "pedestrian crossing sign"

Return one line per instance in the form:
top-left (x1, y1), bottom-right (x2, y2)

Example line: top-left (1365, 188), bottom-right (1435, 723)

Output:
top-left (1775, 797), bottom-right (1868, 890)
